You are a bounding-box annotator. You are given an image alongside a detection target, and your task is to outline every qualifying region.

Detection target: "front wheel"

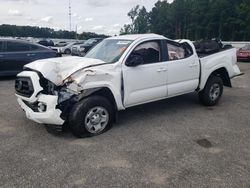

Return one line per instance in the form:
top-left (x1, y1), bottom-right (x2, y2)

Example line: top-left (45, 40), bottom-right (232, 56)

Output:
top-left (69, 96), bottom-right (114, 138)
top-left (199, 76), bottom-right (223, 106)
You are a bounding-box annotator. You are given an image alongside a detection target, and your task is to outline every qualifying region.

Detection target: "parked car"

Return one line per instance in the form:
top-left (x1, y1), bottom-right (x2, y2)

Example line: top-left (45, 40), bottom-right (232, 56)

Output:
top-left (63, 42), bottom-right (85, 54)
top-left (55, 41), bottom-right (68, 47)
top-left (37, 39), bottom-right (54, 47)
top-left (15, 34), bottom-right (241, 137)
top-left (237, 44), bottom-right (250, 61)
top-left (71, 43), bottom-right (82, 56)
top-left (0, 39), bottom-right (57, 76)
top-left (53, 42), bottom-right (85, 55)
top-left (71, 38), bottom-right (103, 56)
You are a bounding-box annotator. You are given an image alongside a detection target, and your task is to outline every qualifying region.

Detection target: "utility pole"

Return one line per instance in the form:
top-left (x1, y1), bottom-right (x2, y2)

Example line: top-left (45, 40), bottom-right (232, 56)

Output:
top-left (69, 0), bottom-right (72, 31)
top-left (75, 25), bottom-right (78, 40)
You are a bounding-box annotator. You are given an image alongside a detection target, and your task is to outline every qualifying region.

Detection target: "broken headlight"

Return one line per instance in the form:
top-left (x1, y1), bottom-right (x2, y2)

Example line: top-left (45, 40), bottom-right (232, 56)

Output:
top-left (57, 87), bottom-right (75, 104)
top-left (47, 81), bottom-right (58, 95)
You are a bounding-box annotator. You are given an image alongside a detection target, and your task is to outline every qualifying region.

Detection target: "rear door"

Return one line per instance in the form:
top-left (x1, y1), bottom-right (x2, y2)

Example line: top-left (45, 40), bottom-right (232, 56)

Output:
top-left (165, 40), bottom-right (200, 97)
top-left (1, 41), bottom-right (31, 74)
top-left (28, 44), bottom-right (56, 61)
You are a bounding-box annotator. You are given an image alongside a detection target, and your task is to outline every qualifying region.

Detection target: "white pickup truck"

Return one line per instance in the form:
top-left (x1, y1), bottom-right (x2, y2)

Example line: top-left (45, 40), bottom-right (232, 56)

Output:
top-left (15, 34), bottom-right (241, 137)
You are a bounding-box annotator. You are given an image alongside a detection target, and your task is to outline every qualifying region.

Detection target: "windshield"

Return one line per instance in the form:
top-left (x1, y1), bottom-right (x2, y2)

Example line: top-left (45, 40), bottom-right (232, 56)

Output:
top-left (85, 39), bottom-right (133, 63)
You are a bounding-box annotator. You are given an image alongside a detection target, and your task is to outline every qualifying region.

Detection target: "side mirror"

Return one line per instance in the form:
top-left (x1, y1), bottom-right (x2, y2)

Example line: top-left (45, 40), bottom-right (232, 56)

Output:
top-left (125, 54), bottom-right (144, 67)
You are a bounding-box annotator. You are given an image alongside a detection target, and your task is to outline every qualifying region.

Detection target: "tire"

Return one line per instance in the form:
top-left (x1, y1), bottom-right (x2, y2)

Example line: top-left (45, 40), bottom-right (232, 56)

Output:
top-left (199, 75), bottom-right (223, 106)
top-left (64, 49), bottom-right (71, 54)
top-left (69, 96), bottom-right (114, 138)
top-left (45, 124), bottom-right (64, 136)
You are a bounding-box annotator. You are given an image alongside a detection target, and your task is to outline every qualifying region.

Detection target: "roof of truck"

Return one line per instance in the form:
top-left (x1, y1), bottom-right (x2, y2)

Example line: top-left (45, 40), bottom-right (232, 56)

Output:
top-left (108, 34), bottom-right (166, 41)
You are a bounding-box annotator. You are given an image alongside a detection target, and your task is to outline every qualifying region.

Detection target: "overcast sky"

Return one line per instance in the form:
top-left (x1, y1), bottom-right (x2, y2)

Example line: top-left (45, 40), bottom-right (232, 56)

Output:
top-left (0, 0), bottom-right (163, 35)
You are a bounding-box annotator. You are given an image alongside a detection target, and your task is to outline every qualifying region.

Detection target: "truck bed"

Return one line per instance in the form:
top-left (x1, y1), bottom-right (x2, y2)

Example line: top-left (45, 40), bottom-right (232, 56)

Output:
top-left (197, 47), bottom-right (234, 58)
top-left (198, 47), bottom-right (240, 91)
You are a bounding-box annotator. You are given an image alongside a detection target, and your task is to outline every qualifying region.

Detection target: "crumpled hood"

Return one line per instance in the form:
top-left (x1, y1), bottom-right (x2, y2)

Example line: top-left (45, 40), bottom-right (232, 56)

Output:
top-left (25, 56), bottom-right (106, 85)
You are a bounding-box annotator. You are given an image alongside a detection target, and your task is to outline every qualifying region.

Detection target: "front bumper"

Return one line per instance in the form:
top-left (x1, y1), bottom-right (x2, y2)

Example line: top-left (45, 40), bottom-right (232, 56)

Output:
top-left (17, 94), bottom-right (65, 125)
top-left (15, 71), bottom-right (65, 125)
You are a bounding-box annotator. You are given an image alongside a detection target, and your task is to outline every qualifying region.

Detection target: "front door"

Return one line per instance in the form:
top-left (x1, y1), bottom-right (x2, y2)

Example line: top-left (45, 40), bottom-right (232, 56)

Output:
top-left (122, 40), bottom-right (168, 107)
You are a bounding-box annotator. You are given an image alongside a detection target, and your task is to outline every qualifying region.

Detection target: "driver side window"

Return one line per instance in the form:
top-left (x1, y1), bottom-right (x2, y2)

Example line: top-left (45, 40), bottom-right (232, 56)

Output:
top-left (128, 41), bottom-right (161, 65)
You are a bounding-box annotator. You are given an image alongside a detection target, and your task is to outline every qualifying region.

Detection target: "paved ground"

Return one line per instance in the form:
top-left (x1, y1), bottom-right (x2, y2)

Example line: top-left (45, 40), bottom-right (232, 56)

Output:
top-left (0, 63), bottom-right (250, 188)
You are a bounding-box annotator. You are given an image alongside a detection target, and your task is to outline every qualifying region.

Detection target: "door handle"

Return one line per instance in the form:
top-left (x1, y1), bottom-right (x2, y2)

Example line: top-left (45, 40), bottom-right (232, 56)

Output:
top-left (27, 53), bottom-right (36, 57)
top-left (157, 68), bottom-right (163, 72)
top-left (157, 68), bottom-right (168, 72)
top-left (189, 63), bottom-right (198, 68)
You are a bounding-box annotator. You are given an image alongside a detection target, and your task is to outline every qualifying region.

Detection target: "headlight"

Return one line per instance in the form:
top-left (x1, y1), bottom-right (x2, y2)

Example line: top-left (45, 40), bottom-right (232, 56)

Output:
top-left (58, 88), bottom-right (75, 104)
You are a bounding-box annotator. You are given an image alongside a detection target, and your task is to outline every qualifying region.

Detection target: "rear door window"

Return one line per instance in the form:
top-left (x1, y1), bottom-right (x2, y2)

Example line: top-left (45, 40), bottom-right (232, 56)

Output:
top-left (167, 42), bottom-right (185, 61)
top-left (166, 41), bottom-right (193, 61)
top-left (6, 41), bottom-right (31, 52)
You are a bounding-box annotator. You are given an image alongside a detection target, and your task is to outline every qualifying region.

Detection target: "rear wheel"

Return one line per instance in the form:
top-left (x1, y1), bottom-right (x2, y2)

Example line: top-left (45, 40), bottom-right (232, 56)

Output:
top-left (69, 96), bottom-right (114, 138)
top-left (199, 75), bottom-right (223, 106)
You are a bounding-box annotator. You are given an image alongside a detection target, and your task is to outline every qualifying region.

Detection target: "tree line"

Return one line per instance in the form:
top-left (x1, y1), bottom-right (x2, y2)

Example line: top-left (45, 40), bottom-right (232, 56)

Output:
top-left (120, 0), bottom-right (250, 41)
top-left (0, 24), bottom-right (108, 40)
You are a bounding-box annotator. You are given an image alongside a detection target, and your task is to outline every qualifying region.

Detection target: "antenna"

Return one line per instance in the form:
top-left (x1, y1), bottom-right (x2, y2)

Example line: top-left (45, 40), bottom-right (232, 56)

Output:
top-left (69, 0), bottom-right (72, 31)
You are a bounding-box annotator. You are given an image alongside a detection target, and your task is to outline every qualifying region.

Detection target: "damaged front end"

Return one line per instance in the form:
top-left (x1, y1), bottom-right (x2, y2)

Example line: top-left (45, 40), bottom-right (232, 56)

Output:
top-left (15, 55), bottom-right (119, 130)
top-left (42, 68), bottom-right (105, 121)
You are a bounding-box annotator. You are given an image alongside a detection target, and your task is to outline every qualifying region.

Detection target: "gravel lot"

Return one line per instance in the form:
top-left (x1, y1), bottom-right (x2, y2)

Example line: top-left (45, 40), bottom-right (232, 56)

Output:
top-left (0, 63), bottom-right (250, 188)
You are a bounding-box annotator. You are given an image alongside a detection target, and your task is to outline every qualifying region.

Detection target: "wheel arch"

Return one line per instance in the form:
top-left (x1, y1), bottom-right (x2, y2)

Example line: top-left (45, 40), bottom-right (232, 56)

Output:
top-left (199, 66), bottom-right (232, 91)
top-left (90, 87), bottom-right (118, 111)
top-left (59, 87), bottom-right (120, 122)
top-left (79, 87), bottom-right (119, 122)
top-left (210, 67), bottom-right (231, 87)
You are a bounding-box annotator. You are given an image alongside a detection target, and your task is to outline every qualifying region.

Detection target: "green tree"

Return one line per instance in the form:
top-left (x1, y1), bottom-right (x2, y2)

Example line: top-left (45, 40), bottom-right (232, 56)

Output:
top-left (120, 5), bottom-right (149, 34)
top-left (121, 0), bottom-right (249, 41)
top-left (0, 24), bottom-right (108, 39)
top-left (236, 0), bottom-right (250, 40)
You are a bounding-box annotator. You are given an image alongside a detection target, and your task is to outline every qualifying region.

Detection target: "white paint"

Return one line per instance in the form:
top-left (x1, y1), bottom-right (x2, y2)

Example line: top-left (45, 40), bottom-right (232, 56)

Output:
top-left (17, 95), bottom-right (64, 125)
top-left (25, 56), bottom-right (106, 85)
top-left (166, 40), bottom-right (200, 96)
top-left (199, 48), bottom-right (241, 90)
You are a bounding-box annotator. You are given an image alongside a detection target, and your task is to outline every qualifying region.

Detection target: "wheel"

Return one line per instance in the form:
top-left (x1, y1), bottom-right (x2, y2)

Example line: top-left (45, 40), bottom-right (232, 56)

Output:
top-left (64, 49), bottom-right (71, 54)
top-left (199, 75), bottom-right (223, 106)
top-left (69, 96), bottom-right (114, 138)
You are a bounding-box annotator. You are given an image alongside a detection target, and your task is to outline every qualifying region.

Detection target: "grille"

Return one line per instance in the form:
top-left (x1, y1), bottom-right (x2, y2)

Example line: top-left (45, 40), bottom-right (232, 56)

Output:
top-left (15, 77), bottom-right (34, 97)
